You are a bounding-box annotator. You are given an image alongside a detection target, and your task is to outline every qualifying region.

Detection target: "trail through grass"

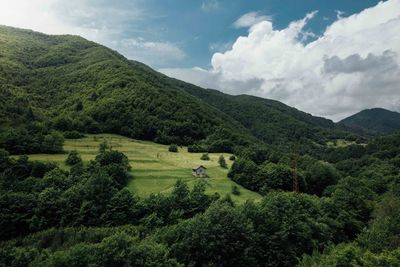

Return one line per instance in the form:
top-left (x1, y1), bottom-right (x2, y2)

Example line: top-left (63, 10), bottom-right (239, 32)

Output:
top-left (25, 134), bottom-right (261, 203)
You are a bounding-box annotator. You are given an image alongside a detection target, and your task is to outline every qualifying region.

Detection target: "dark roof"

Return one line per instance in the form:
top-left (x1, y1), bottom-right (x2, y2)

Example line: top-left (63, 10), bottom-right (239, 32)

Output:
top-left (192, 165), bottom-right (207, 170)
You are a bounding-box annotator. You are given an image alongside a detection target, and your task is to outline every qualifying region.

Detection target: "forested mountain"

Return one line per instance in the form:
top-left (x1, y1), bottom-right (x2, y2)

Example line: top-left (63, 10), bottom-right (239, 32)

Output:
top-left (339, 108), bottom-right (400, 135)
top-left (0, 25), bottom-right (254, 153)
top-left (1, 25), bottom-right (400, 267)
top-left (0, 25), bottom-right (357, 155)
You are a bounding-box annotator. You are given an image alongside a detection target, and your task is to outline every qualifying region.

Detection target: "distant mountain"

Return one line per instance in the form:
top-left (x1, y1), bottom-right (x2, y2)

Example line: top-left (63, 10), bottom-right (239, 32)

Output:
top-left (339, 108), bottom-right (400, 135)
top-left (0, 25), bottom-right (357, 154)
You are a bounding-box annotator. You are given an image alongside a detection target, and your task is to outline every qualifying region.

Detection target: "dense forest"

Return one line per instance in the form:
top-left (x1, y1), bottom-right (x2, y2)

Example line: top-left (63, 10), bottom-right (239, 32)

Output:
top-left (339, 108), bottom-right (400, 135)
top-left (1, 25), bottom-right (400, 266)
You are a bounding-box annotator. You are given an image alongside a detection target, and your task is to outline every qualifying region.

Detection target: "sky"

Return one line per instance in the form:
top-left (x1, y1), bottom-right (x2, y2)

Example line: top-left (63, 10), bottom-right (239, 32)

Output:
top-left (0, 0), bottom-right (399, 121)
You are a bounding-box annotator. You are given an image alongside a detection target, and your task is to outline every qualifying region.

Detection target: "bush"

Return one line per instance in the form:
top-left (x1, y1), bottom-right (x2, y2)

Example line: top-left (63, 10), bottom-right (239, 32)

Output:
top-left (218, 155), bottom-right (227, 168)
top-left (169, 144), bottom-right (178, 153)
top-left (63, 131), bottom-right (85, 139)
top-left (231, 185), bottom-right (240, 195)
top-left (229, 155), bottom-right (236, 161)
top-left (187, 144), bottom-right (207, 153)
top-left (65, 150), bottom-right (82, 166)
top-left (200, 153), bottom-right (210, 161)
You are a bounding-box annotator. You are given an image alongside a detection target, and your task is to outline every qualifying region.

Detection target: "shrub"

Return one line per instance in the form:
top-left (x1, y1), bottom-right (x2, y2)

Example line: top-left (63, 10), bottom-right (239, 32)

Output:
top-left (169, 144), bottom-right (178, 153)
top-left (218, 155), bottom-right (227, 168)
top-left (63, 131), bottom-right (85, 139)
top-left (229, 155), bottom-right (236, 161)
top-left (65, 150), bottom-right (82, 166)
top-left (200, 153), bottom-right (210, 160)
top-left (231, 185), bottom-right (240, 195)
top-left (188, 144), bottom-right (207, 153)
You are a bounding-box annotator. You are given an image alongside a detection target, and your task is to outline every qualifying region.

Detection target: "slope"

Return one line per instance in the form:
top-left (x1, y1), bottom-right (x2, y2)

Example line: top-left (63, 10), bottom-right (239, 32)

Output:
top-left (22, 134), bottom-right (261, 203)
top-left (339, 108), bottom-right (400, 135)
top-left (0, 25), bottom-right (254, 152)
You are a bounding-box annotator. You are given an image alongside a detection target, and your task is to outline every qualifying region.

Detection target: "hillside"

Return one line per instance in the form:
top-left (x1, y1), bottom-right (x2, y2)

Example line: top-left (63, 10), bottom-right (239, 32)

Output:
top-left (23, 134), bottom-right (261, 203)
top-left (0, 25), bottom-right (254, 153)
top-left (0, 25), bottom-right (358, 156)
top-left (340, 108), bottom-right (400, 135)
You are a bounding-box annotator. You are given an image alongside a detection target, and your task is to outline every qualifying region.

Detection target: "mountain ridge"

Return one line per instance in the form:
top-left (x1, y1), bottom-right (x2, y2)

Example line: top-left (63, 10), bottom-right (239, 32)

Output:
top-left (0, 25), bottom-right (360, 154)
top-left (339, 107), bottom-right (400, 135)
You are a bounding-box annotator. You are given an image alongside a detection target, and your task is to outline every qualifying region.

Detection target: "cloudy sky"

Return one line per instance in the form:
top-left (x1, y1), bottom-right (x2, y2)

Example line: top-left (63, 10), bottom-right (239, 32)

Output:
top-left (0, 0), bottom-right (399, 120)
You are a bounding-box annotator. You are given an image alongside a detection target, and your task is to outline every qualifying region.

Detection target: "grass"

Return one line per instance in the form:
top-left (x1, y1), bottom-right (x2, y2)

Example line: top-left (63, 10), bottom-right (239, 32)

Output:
top-left (23, 134), bottom-right (261, 203)
top-left (326, 139), bottom-right (362, 147)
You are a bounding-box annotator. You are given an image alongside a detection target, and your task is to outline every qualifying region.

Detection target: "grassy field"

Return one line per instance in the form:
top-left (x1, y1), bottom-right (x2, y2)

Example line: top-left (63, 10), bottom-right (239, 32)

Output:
top-left (326, 139), bottom-right (365, 147)
top-left (23, 134), bottom-right (261, 203)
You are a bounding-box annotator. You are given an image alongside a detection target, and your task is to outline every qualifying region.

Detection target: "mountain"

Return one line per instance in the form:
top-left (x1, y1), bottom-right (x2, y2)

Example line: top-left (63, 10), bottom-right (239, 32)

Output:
top-left (0, 25), bottom-right (256, 153)
top-left (339, 108), bottom-right (400, 135)
top-left (0, 25), bottom-right (356, 154)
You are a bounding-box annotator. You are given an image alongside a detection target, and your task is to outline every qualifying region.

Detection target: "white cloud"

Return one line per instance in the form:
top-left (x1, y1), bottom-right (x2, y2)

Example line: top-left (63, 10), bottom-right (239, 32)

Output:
top-left (115, 38), bottom-right (185, 65)
top-left (209, 41), bottom-right (233, 52)
top-left (233, 11), bottom-right (272, 29)
top-left (0, 0), bottom-right (183, 68)
top-left (201, 0), bottom-right (219, 12)
top-left (161, 0), bottom-right (400, 121)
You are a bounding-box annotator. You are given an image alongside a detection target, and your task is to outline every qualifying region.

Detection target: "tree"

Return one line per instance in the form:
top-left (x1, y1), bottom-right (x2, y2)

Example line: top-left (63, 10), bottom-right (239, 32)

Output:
top-left (168, 144), bottom-right (178, 153)
top-left (99, 140), bottom-right (110, 153)
top-left (26, 106), bottom-right (35, 120)
top-left (65, 150), bottom-right (82, 166)
top-left (75, 100), bottom-right (83, 111)
top-left (218, 155), bottom-right (227, 168)
top-left (244, 192), bottom-right (333, 266)
top-left (327, 176), bottom-right (375, 242)
top-left (231, 185), bottom-right (240, 195)
top-left (228, 158), bottom-right (259, 190)
top-left (102, 189), bottom-right (138, 226)
top-left (256, 163), bottom-right (294, 192)
top-left (304, 161), bottom-right (340, 196)
top-left (200, 153), bottom-right (210, 160)
top-left (163, 202), bottom-right (257, 266)
top-left (42, 132), bottom-right (64, 153)
top-left (171, 180), bottom-right (190, 211)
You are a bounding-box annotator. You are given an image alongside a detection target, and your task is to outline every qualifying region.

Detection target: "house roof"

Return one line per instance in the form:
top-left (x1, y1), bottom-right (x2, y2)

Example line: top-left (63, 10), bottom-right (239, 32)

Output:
top-left (192, 165), bottom-right (206, 170)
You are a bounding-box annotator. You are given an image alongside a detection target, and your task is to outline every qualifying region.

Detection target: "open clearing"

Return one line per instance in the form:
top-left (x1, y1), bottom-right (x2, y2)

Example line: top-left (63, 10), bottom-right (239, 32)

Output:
top-left (24, 134), bottom-right (261, 203)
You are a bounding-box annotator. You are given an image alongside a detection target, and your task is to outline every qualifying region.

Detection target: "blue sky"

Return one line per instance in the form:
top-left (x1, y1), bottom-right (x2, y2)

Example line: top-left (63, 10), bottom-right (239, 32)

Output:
top-left (131, 0), bottom-right (382, 68)
top-left (0, 0), bottom-right (381, 69)
top-left (0, 0), bottom-right (399, 120)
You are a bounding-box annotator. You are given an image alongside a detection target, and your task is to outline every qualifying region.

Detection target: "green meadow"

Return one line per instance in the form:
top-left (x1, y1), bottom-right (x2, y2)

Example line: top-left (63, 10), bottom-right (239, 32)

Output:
top-left (24, 134), bottom-right (261, 203)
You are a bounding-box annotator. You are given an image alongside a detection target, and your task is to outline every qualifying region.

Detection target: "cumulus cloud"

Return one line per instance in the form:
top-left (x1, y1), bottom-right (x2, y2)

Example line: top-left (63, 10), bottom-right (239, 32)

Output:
top-left (0, 0), bottom-right (184, 68)
top-left (233, 12), bottom-right (272, 28)
top-left (161, 0), bottom-right (400, 121)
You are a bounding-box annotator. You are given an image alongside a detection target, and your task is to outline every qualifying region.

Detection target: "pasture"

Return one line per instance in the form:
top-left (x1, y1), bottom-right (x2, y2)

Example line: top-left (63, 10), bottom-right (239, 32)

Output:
top-left (24, 134), bottom-right (261, 203)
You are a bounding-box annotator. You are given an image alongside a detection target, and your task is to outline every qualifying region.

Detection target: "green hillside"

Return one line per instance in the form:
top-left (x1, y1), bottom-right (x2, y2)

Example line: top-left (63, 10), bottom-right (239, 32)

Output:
top-left (0, 25), bottom-right (254, 153)
top-left (339, 108), bottom-right (400, 135)
top-left (0, 25), bottom-right (359, 157)
top-left (24, 134), bottom-right (261, 203)
top-left (1, 25), bottom-right (400, 267)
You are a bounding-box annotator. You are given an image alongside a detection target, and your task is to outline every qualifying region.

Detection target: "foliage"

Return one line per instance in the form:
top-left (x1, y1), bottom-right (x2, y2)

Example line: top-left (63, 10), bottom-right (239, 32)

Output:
top-left (231, 185), bottom-right (240, 195)
top-left (218, 155), bottom-right (227, 168)
top-left (168, 144), bottom-right (178, 153)
top-left (339, 107), bottom-right (400, 135)
top-left (298, 244), bottom-right (400, 267)
top-left (0, 26), bottom-right (256, 154)
top-left (65, 150), bottom-right (81, 166)
top-left (63, 131), bottom-right (85, 139)
top-left (200, 153), bottom-right (210, 160)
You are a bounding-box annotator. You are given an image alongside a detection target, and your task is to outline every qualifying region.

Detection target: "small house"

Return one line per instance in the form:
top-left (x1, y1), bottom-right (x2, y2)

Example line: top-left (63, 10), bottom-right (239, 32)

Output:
top-left (192, 165), bottom-right (207, 177)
